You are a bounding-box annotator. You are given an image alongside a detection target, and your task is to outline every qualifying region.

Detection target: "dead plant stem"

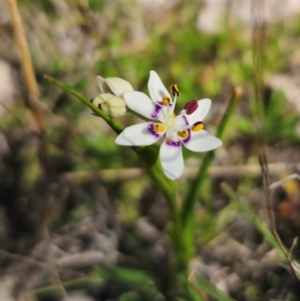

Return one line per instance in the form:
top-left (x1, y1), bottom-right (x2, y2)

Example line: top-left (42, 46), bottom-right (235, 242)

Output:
top-left (6, 0), bottom-right (45, 135)
top-left (5, 0), bottom-right (39, 98)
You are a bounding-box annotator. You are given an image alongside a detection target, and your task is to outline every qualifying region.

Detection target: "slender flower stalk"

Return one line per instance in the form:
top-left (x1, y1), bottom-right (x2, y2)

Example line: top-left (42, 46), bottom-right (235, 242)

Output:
top-left (115, 70), bottom-right (222, 180)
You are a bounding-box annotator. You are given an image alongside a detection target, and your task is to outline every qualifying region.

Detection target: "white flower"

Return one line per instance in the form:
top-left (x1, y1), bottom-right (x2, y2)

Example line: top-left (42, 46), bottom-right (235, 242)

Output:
top-left (115, 71), bottom-right (222, 180)
top-left (92, 76), bottom-right (134, 118)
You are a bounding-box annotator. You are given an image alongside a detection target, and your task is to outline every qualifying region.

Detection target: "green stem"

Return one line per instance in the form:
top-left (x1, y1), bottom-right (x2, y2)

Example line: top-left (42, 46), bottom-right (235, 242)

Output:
top-left (44, 74), bottom-right (124, 134)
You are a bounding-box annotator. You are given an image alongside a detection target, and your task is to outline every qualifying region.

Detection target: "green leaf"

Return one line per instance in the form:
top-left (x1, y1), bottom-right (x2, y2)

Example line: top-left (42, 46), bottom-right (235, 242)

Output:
top-left (181, 88), bottom-right (240, 225)
top-left (178, 273), bottom-right (204, 301)
top-left (193, 276), bottom-right (236, 301)
top-left (95, 266), bottom-right (154, 287)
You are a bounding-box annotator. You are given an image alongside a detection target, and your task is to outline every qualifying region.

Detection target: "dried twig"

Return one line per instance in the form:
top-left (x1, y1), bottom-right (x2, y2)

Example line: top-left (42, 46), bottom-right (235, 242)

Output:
top-left (60, 163), bottom-right (300, 182)
top-left (0, 249), bottom-right (70, 298)
top-left (5, 0), bottom-right (39, 98)
top-left (5, 0), bottom-right (45, 134)
top-left (252, 0), bottom-right (299, 281)
top-left (269, 173), bottom-right (300, 191)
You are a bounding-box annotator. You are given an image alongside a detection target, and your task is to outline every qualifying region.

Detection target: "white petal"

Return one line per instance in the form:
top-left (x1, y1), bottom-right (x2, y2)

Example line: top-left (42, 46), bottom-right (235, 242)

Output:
top-left (124, 91), bottom-right (164, 121)
top-left (148, 71), bottom-right (172, 105)
top-left (174, 111), bottom-right (189, 131)
top-left (184, 98), bottom-right (212, 125)
top-left (181, 130), bottom-right (222, 152)
top-left (91, 94), bottom-right (108, 106)
top-left (102, 96), bottom-right (126, 118)
top-left (159, 133), bottom-right (184, 180)
top-left (105, 77), bottom-right (134, 97)
top-left (97, 76), bottom-right (133, 97)
top-left (115, 122), bottom-right (164, 146)
top-left (96, 76), bottom-right (107, 93)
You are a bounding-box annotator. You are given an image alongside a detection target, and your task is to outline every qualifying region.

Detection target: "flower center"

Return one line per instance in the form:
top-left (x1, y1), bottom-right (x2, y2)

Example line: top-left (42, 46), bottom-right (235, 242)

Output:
top-left (165, 113), bottom-right (176, 129)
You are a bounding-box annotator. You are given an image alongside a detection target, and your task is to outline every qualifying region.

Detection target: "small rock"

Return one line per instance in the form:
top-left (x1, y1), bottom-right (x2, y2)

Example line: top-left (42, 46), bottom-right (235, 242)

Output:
top-left (63, 292), bottom-right (94, 301)
top-left (55, 251), bottom-right (106, 269)
top-left (135, 217), bottom-right (160, 244)
top-left (0, 277), bottom-right (14, 301)
top-left (227, 273), bottom-right (242, 295)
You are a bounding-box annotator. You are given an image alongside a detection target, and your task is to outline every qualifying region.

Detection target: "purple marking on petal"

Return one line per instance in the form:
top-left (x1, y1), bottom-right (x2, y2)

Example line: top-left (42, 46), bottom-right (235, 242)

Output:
top-left (166, 139), bottom-right (180, 147)
top-left (151, 104), bottom-right (162, 119)
top-left (148, 123), bottom-right (161, 138)
top-left (183, 115), bottom-right (189, 125)
top-left (182, 129), bottom-right (191, 144)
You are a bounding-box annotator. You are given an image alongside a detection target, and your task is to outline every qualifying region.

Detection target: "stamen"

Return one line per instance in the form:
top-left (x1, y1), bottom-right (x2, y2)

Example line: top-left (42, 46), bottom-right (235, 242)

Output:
top-left (170, 84), bottom-right (180, 96)
top-left (184, 100), bottom-right (198, 115)
top-left (162, 96), bottom-right (170, 106)
top-left (154, 124), bottom-right (165, 132)
top-left (177, 130), bottom-right (189, 138)
top-left (192, 122), bottom-right (204, 132)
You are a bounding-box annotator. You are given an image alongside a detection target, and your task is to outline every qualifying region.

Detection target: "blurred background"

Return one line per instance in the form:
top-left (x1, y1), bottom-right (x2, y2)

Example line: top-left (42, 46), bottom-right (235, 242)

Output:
top-left (1, 0), bottom-right (300, 300)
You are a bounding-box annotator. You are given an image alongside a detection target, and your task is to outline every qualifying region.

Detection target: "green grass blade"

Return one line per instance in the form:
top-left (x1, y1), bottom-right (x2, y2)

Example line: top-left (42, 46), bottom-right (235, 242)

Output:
top-left (192, 275), bottom-right (236, 301)
top-left (95, 266), bottom-right (153, 287)
top-left (181, 88), bottom-right (241, 225)
top-left (178, 273), bottom-right (204, 301)
top-left (221, 183), bottom-right (285, 260)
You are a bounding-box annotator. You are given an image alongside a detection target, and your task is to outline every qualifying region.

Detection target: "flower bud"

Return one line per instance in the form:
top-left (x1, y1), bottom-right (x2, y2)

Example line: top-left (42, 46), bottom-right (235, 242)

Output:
top-left (92, 93), bottom-right (126, 118)
top-left (97, 76), bottom-right (133, 97)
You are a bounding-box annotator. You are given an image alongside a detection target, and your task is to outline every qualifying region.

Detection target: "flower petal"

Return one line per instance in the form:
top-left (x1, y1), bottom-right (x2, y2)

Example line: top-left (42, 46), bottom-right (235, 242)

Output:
top-left (97, 76), bottom-right (133, 97)
top-left (96, 76), bottom-right (107, 94)
top-left (174, 111), bottom-right (190, 131)
top-left (124, 91), bottom-right (164, 121)
top-left (183, 98), bottom-right (212, 125)
top-left (102, 96), bottom-right (126, 118)
top-left (105, 77), bottom-right (134, 97)
top-left (92, 93), bottom-right (110, 106)
top-left (159, 132), bottom-right (184, 180)
top-left (115, 122), bottom-right (164, 146)
top-left (148, 71), bottom-right (172, 105)
top-left (181, 129), bottom-right (222, 152)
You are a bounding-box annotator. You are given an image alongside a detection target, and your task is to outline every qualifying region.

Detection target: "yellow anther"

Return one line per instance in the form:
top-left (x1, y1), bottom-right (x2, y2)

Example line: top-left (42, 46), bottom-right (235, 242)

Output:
top-left (177, 130), bottom-right (189, 138)
top-left (162, 96), bottom-right (170, 106)
top-left (192, 122), bottom-right (204, 132)
top-left (170, 84), bottom-right (180, 96)
top-left (154, 124), bottom-right (165, 132)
